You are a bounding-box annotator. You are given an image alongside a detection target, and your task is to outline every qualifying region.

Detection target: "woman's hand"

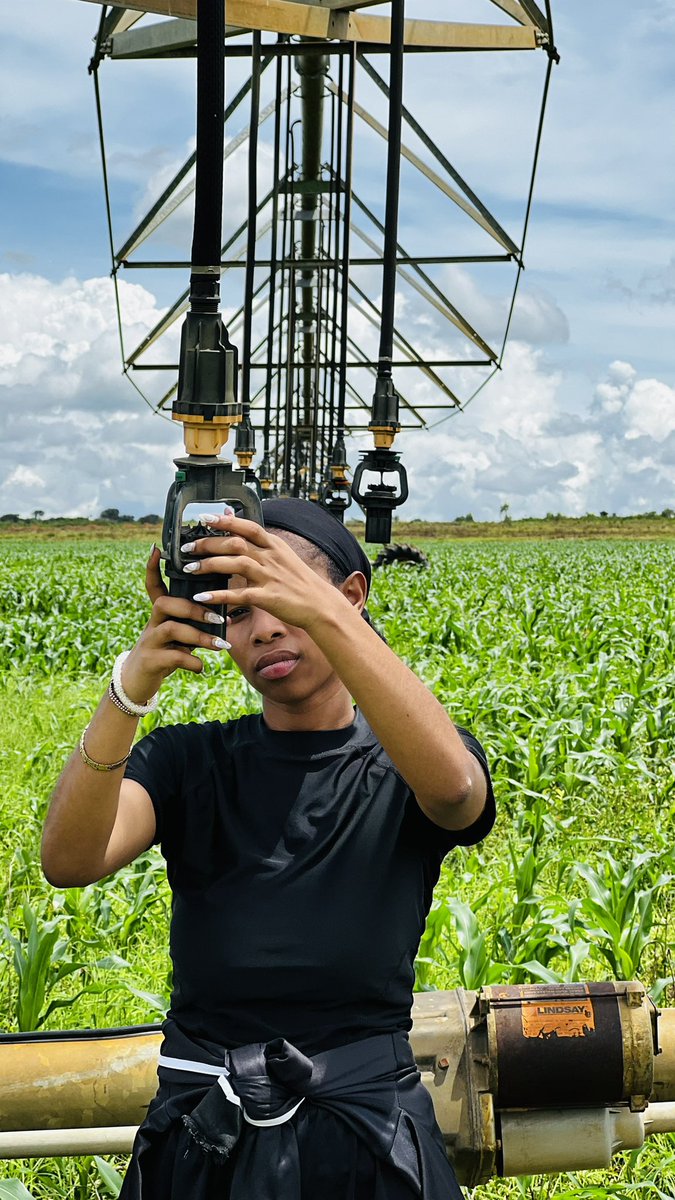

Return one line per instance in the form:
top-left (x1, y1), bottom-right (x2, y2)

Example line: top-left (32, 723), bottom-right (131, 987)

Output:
top-left (179, 512), bottom-right (346, 634)
top-left (120, 546), bottom-right (231, 704)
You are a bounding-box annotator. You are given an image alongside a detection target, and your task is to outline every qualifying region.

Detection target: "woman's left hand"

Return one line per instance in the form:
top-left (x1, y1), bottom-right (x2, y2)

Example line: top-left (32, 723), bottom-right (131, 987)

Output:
top-left (181, 512), bottom-right (343, 632)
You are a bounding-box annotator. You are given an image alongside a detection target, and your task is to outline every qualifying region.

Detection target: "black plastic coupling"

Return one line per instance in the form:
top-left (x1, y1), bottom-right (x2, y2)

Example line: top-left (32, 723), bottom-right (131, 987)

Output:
top-left (235, 413), bottom-right (256, 456)
top-left (351, 448), bottom-right (409, 544)
top-left (369, 372), bottom-right (401, 432)
top-left (330, 432), bottom-right (349, 469)
top-left (174, 310), bottom-right (240, 419)
top-left (259, 452), bottom-right (273, 488)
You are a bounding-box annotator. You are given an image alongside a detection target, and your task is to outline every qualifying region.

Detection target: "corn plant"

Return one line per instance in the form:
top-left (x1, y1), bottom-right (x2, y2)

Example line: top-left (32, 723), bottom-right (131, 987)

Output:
top-left (2, 535), bottom-right (675, 1199)
top-left (0, 1182), bottom-right (37, 1200)
top-left (574, 851), bottom-right (672, 980)
top-left (1, 901), bottom-right (109, 1031)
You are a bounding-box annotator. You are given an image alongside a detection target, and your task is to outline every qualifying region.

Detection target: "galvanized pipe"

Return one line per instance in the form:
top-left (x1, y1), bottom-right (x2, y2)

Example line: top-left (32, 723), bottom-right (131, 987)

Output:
top-left (1, 988), bottom-right (673, 1183)
top-left (295, 48), bottom-right (328, 450)
top-left (0, 1127), bottom-right (138, 1158)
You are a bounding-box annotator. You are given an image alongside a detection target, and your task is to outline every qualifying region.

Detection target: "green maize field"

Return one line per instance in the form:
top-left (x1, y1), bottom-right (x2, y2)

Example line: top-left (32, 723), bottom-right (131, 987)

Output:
top-left (1, 537), bottom-right (674, 1199)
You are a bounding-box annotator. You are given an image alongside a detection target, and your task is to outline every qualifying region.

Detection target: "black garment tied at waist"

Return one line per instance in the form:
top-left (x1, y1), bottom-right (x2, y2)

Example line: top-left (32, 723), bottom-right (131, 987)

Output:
top-left (120, 1021), bottom-right (463, 1200)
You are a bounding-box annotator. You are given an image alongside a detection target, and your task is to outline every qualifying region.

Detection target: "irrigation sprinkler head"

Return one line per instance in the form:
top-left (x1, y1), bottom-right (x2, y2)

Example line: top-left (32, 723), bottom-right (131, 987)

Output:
top-left (319, 480), bottom-right (351, 520)
top-left (160, 456), bottom-right (263, 635)
top-left (166, 303), bottom-right (262, 631)
top-left (351, 447), bottom-right (409, 544)
top-left (319, 435), bottom-right (352, 518)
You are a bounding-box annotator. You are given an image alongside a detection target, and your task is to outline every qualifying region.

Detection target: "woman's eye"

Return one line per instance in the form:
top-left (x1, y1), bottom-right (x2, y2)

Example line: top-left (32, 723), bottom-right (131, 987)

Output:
top-left (226, 607), bottom-right (249, 622)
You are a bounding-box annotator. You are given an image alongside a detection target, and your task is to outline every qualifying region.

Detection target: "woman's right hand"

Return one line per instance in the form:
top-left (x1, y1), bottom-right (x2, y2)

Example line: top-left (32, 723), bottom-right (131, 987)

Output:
top-left (120, 545), bottom-right (230, 704)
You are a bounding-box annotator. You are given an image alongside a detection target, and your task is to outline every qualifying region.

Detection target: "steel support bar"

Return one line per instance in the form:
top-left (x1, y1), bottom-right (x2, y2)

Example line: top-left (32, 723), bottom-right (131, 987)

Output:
top-left (240, 31), bottom-right (263, 409)
top-left (487, 0), bottom-right (536, 26)
top-left (328, 83), bottom-right (516, 254)
top-left (0, 1127), bottom-right (139, 1158)
top-left (120, 254), bottom-right (512, 268)
top-left (347, 14), bottom-right (539, 50)
top-left (516, 0), bottom-right (550, 35)
top-left (126, 192), bottom-right (276, 364)
top-left (349, 189), bottom-right (498, 362)
top-left (116, 66), bottom-right (273, 262)
top-left (296, 47), bottom-right (328, 430)
top-left (132, 359), bottom-right (491, 370)
top-left (142, 42), bottom-right (542, 59)
top-left (100, 7), bottom-right (143, 38)
top-left (289, 0), bottom-right (384, 8)
top-left (349, 278), bottom-right (461, 408)
top-left (118, 91), bottom-right (282, 261)
top-left (78, 3), bottom-right (541, 50)
top-left (357, 54), bottom-right (518, 258)
top-left (110, 18), bottom-right (239, 56)
top-left (351, 219), bottom-right (497, 362)
top-left (336, 45), bottom-right (355, 432)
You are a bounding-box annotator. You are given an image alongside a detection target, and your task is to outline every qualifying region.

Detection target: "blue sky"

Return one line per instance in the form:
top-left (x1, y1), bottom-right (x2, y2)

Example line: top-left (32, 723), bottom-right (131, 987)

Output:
top-left (1, 0), bottom-right (674, 520)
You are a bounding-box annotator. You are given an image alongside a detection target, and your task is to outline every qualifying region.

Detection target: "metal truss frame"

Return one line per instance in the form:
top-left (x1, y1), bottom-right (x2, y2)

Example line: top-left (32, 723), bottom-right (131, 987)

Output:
top-left (84, 0), bottom-right (557, 502)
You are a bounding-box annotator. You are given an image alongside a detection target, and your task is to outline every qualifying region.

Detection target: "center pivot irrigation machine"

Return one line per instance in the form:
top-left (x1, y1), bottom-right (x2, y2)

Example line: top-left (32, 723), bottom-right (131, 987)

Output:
top-left (8, 0), bottom-right (675, 1187)
top-left (83, 0), bottom-right (560, 559)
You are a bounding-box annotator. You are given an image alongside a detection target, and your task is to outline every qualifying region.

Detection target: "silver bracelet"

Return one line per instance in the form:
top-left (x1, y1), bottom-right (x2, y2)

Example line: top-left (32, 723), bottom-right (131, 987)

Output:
top-left (112, 651), bottom-right (159, 717)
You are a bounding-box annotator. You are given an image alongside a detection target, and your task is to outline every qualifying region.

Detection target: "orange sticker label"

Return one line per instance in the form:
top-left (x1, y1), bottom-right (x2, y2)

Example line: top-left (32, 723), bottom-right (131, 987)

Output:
top-left (521, 992), bottom-right (595, 1039)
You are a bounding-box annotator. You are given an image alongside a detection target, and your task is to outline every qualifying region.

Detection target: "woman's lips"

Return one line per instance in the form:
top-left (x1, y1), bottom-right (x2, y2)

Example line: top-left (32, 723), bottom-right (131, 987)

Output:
top-left (257, 657), bottom-right (299, 680)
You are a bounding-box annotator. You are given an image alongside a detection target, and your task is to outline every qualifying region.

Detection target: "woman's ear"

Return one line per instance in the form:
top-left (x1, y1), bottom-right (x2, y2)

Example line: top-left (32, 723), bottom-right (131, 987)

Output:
top-left (340, 571), bottom-right (368, 613)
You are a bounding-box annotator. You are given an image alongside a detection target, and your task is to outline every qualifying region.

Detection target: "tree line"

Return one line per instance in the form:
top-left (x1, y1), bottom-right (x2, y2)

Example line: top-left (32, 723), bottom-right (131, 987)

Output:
top-left (0, 509), bottom-right (163, 524)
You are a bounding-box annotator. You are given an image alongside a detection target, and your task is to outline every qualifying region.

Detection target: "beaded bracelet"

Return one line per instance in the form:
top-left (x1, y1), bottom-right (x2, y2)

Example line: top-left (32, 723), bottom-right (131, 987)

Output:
top-left (108, 681), bottom-right (139, 718)
top-left (112, 651), bottom-right (159, 717)
top-left (79, 726), bottom-right (132, 773)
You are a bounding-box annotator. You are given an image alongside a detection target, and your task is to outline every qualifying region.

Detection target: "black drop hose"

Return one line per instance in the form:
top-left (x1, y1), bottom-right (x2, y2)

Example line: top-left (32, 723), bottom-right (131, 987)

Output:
top-left (190, 0), bottom-right (225, 313)
top-left (377, 0), bottom-right (405, 376)
top-left (337, 44), bottom-right (356, 434)
top-left (263, 44), bottom-right (284, 456)
top-left (241, 31), bottom-right (262, 408)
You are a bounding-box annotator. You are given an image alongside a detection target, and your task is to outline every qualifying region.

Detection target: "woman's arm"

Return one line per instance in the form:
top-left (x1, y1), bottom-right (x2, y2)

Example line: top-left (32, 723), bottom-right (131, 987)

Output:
top-left (306, 597), bottom-right (487, 832)
top-left (41, 549), bottom-right (230, 887)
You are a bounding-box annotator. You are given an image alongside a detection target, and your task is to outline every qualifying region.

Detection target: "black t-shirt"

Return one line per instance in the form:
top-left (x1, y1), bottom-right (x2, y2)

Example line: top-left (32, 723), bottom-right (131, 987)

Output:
top-left (125, 710), bottom-right (495, 1055)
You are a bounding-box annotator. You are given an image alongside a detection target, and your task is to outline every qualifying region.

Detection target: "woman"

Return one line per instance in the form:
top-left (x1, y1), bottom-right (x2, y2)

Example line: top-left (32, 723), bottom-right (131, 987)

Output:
top-left (42, 499), bottom-right (495, 1199)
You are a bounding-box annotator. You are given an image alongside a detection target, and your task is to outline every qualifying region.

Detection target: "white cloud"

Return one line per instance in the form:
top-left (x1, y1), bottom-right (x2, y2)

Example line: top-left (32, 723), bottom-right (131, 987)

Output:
top-left (624, 379), bottom-right (675, 444)
top-left (5, 465), bottom-right (45, 490)
top-left (0, 271), bottom-right (183, 518)
top-left (379, 345), bottom-right (675, 521)
top-left (1, 269), bottom-right (673, 522)
top-left (431, 266), bottom-right (568, 349)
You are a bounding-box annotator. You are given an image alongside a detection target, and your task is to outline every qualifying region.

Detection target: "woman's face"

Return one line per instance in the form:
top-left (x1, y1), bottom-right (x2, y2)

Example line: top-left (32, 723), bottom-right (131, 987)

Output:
top-left (224, 532), bottom-right (353, 708)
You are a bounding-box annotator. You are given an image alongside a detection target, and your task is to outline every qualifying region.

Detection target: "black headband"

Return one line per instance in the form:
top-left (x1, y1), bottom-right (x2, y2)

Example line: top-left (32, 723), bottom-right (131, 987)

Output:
top-left (262, 498), bottom-right (371, 598)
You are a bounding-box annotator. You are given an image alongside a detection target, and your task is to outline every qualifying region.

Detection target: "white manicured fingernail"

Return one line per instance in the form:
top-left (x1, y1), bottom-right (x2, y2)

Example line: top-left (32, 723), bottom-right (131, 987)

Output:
top-left (212, 637), bottom-right (231, 650)
top-left (193, 591), bottom-right (213, 602)
top-left (222, 504), bottom-right (235, 515)
top-left (183, 561), bottom-right (200, 573)
top-left (199, 513), bottom-right (220, 524)
top-left (204, 611), bottom-right (224, 624)
top-left (181, 541), bottom-right (195, 553)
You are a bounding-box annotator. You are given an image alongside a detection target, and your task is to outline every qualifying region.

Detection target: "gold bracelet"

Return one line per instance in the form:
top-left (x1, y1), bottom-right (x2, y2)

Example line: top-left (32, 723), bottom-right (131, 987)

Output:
top-left (79, 726), bottom-right (132, 772)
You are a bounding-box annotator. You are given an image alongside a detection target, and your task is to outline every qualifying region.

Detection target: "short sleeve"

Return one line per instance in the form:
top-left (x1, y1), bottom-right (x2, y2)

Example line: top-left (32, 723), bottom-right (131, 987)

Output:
top-left (124, 725), bottom-right (185, 851)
